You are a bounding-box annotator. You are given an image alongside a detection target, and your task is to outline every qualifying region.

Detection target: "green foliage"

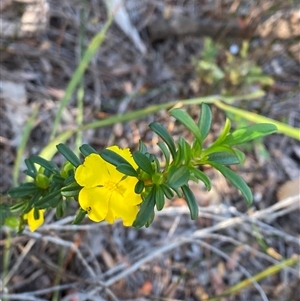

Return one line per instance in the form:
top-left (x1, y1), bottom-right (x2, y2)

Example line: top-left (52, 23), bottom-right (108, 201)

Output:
top-left (4, 104), bottom-right (277, 230)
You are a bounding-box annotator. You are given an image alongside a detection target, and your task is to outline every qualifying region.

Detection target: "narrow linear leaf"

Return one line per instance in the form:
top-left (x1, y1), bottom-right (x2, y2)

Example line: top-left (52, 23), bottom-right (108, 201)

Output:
top-left (155, 185), bottom-right (165, 211)
top-left (133, 187), bottom-right (156, 228)
top-left (56, 200), bottom-right (65, 218)
top-left (138, 140), bottom-right (148, 154)
top-left (37, 195), bottom-right (62, 209)
top-left (190, 168), bottom-right (211, 191)
top-left (100, 149), bottom-right (133, 168)
top-left (202, 145), bottom-right (237, 158)
top-left (79, 144), bottom-right (98, 157)
top-left (145, 209), bottom-right (155, 228)
top-left (167, 166), bottom-right (190, 189)
top-left (173, 142), bottom-right (185, 166)
top-left (161, 184), bottom-right (174, 199)
top-left (215, 100), bottom-right (298, 140)
top-left (72, 208), bottom-right (87, 224)
top-left (178, 138), bottom-right (192, 164)
top-left (208, 152), bottom-right (240, 165)
top-left (149, 122), bottom-right (176, 158)
top-left (24, 158), bottom-right (37, 178)
top-left (209, 161), bottom-right (253, 205)
top-left (135, 180), bottom-right (145, 194)
top-left (133, 151), bottom-right (154, 175)
top-left (8, 183), bottom-right (39, 198)
top-left (34, 190), bottom-right (62, 207)
top-left (30, 156), bottom-right (59, 174)
top-left (198, 103), bottom-right (212, 140)
top-left (117, 164), bottom-right (138, 177)
top-left (211, 118), bottom-right (231, 146)
top-left (56, 143), bottom-right (81, 167)
top-left (33, 207), bottom-right (40, 220)
top-left (61, 184), bottom-right (82, 197)
top-left (28, 190), bottom-right (44, 209)
top-left (52, 174), bottom-right (65, 184)
top-left (223, 123), bottom-right (278, 146)
top-left (157, 142), bottom-right (170, 168)
top-left (170, 108), bottom-right (203, 145)
top-left (182, 185), bottom-right (199, 220)
top-left (233, 148), bottom-right (246, 164)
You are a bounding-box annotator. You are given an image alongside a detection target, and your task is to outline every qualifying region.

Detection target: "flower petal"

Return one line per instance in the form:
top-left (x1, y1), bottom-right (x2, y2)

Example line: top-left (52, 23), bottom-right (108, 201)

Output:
top-left (75, 153), bottom-right (108, 188)
top-left (108, 191), bottom-right (140, 226)
top-left (119, 178), bottom-right (143, 206)
top-left (27, 209), bottom-right (45, 232)
top-left (79, 187), bottom-right (109, 222)
top-left (108, 146), bottom-right (138, 169)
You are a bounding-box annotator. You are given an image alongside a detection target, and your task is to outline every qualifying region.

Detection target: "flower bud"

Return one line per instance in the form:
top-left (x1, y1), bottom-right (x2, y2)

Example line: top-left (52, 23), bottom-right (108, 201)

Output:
top-left (35, 174), bottom-right (50, 189)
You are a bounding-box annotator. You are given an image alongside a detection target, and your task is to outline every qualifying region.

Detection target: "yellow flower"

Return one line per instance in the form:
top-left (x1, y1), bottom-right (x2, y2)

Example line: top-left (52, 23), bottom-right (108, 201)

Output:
top-left (75, 146), bottom-right (142, 226)
top-left (26, 208), bottom-right (45, 232)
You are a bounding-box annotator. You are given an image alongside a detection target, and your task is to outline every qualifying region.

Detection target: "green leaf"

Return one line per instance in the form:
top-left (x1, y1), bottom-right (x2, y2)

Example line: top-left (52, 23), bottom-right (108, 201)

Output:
top-left (28, 190), bottom-right (44, 209)
top-left (30, 155), bottom-right (60, 174)
top-left (100, 149), bottom-right (133, 167)
top-left (145, 209), bottom-right (155, 228)
top-left (52, 174), bottom-right (65, 184)
top-left (202, 145), bottom-right (236, 157)
top-left (209, 161), bottom-right (253, 205)
top-left (117, 164), bottom-right (138, 177)
top-left (33, 207), bottom-right (40, 220)
top-left (10, 201), bottom-right (27, 213)
top-left (56, 200), bottom-right (66, 218)
top-left (79, 144), bottom-right (98, 157)
top-left (170, 108), bottom-right (202, 145)
top-left (8, 183), bottom-right (39, 198)
top-left (167, 166), bottom-right (190, 189)
top-left (34, 190), bottom-right (62, 207)
top-left (176, 138), bottom-right (192, 165)
top-left (173, 142), bottom-right (185, 166)
top-left (182, 185), bottom-right (198, 220)
top-left (182, 139), bottom-right (192, 164)
top-left (0, 204), bottom-right (13, 227)
top-left (157, 142), bottom-right (170, 168)
top-left (161, 184), bottom-right (174, 199)
top-left (39, 195), bottom-right (62, 209)
top-left (133, 187), bottom-right (156, 228)
top-left (133, 151), bottom-right (154, 175)
top-left (61, 184), bottom-right (82, 197)
top-left (192, 140), bottom-right (202, 157)
top-left (208, 152), bottom-right (240, 165)
top-left (222, 123), bottom-right (277, 146)
top-left (172, 187), bottom-right (183, 198)
top-left (138, 140), bottom-right (148, 153)
top-left (198, 103), bottom-right (212, 140)
top-left (56, 143), bottom-right (81, 167)
top-left (72, 208), bottom-right (87, 224)
top-left (233, 148), bottom-right (246, 164)
top-left (24, 158), bottom-right (37, 178)
top-left (155, 185), bottom-right (165, 211)
top-left (149, 122), bottom-right (176, 159)
top-left (190, 168), bottom-right (211, 191)
top-left (135, 180), bottom-right (145, 194)
top-left (211, 118), bottom-right (231, 146)
top-left (64, 175), bottom-right (76, 186)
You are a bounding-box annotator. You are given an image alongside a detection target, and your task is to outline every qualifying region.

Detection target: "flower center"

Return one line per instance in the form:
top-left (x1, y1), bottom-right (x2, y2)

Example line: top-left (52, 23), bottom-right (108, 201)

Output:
top-left (104, 179), bottom-right (126, 196)
top-left (104, 180), bottom-right (118, 192)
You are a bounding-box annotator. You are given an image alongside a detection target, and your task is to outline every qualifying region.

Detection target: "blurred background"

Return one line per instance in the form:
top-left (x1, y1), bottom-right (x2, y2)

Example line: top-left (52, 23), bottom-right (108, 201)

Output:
top-left (0, 1), bottom-right (299, 300)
